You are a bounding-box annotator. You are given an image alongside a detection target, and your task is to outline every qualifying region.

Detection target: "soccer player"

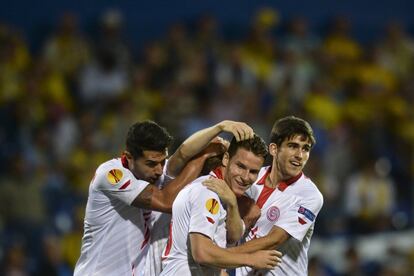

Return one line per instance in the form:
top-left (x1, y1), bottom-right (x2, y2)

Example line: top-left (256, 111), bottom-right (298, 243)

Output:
top-left (205, 116), bottom-right (324, 275)
top-left (161, 135), bottom-right (282, 276)
top-left (74, 120), bottom-right (254, 276)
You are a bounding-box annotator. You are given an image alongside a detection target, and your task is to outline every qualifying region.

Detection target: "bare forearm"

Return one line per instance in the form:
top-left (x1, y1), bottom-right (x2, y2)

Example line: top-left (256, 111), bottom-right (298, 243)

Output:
top-left (199, 248), bottom-right (253, 269)
top-left (191, 234), bottom-right (254, 269)
top-left (156, 156), bottom-right (207, 212)
top-left (228, 227), bottom-right (289, 254)
top-left (225, 203), bottom-right (244, 244)
top-left (228, 237), bottom-right (276, 254)
top-left (133, 155), bottom-right (207, 213)
top-left (169, 124), bottom-right (223, 175)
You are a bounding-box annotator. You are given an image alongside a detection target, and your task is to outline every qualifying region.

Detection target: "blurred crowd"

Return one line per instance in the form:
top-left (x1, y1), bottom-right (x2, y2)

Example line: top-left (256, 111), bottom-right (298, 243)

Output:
top-left (0, 7), bottom-right (413, 275)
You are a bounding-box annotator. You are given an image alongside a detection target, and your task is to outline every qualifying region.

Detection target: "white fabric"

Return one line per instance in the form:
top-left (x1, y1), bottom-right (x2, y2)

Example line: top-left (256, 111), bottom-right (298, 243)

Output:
top-left (237, 166), bottom-right (324, 276)
top-left (143, 163), bottom-right (174, 276)
top-left (160, 173), bottom-right (227, 276)
top-left (74, 158), bottom-right (151, 276)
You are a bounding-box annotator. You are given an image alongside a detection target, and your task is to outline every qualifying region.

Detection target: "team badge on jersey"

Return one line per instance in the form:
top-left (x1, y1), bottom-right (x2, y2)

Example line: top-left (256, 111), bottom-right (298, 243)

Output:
top-left (205, 198), bottom-right (220, 215)
top-left (267, 206), bottom-right (280, 222)
top-left (107, 169), bottom-right (123, 185)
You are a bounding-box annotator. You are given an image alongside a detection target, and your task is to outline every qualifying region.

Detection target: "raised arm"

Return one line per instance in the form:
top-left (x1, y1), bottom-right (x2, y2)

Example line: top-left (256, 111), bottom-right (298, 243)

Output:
top-left (167, 121), bottom-right (254, 177)
top-left (190, 233), bottom-right (282, 269)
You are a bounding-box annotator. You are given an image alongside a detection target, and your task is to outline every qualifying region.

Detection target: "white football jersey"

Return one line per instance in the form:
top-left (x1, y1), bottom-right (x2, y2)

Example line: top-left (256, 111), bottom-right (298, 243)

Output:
top-left (160, 171), bottom-right (227, 276)
top-left (144, 172), bottom-right (173, 276)
top-left (74, 158), bottom-right (152, 276)
top-left (236, 166), bottom-right (323, 276)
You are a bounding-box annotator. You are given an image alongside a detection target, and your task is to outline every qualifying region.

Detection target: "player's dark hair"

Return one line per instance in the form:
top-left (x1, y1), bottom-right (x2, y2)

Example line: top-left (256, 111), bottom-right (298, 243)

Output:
top-left (126, 121), bottom-right (173, 159)
top-left (270, 116), bottom-right (316, 147)
top-left (227, 135), bottom-right (268, 159)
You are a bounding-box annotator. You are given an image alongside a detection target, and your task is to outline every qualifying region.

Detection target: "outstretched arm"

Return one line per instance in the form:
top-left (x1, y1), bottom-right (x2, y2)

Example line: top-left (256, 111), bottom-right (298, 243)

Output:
top-left (168, 121), bottom-right (254, 177)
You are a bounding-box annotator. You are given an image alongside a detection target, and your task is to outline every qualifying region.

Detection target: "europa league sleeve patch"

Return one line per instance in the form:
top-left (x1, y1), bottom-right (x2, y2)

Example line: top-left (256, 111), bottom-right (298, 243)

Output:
top-left (107, 169), bottom-right (124, 185)
top-left (298, 206), bottom-right (315, 222)
top-left (205, 198), bottom-right (220, 215)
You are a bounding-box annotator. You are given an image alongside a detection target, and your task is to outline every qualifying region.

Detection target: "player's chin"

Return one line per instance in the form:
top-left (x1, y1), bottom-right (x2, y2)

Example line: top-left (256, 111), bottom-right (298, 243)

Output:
top-left (148, 176), bottom-right (160, 183)
top-left (233, 185), bottom-right (248, 197)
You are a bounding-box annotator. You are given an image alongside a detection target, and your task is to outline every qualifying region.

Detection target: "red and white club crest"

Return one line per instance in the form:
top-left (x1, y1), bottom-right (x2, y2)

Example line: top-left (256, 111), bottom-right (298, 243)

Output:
top-left (266, 206), bottom-right (280, 222)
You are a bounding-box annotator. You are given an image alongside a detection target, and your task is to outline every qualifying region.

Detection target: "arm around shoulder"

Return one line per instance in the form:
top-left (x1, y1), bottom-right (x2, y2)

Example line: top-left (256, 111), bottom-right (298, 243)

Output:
top-left (131, 155), bottom-right (208, 213)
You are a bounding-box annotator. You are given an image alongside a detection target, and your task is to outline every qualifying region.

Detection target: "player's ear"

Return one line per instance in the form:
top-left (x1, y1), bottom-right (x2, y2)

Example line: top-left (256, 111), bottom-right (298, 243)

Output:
top-left (269, 143), bottom-right (278, 157)
top-left (222, 152), bottom-right (230, 167)
top-left (123, 150), bottom-right (133, 161)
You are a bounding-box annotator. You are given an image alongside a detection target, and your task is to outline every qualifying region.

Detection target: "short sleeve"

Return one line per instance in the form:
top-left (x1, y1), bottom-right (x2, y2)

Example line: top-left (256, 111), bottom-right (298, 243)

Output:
top-left (274, 191), bottom-right (323, 242)
top-left (94, 165), bottom-right (150, 206)
top-left (188, 187), bottom-right (222, 240)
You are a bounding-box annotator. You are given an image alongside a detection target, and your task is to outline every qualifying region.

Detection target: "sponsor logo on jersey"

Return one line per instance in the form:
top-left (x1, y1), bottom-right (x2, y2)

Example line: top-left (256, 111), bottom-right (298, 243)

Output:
top-left (107, 169), bottom-right (123, 185)
top-left (298, 206), bottom-right (315, 221)
top-left (205, 198), bottom-right (220, 215)
top-left (266, 206), bottom-right (280, 222)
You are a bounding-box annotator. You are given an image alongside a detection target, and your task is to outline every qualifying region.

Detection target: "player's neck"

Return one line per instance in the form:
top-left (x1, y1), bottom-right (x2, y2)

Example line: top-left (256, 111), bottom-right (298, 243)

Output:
top-left (266, 169), bottom-right (278, 189)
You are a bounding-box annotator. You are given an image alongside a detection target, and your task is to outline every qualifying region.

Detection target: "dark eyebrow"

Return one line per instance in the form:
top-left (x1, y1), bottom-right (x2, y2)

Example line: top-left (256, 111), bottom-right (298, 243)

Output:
top-left (236, 161), bottom-right (247, 169)
top-left (287, 142), bottom-right (299, 146)
top-left (237, 161), bottom-right (260, 174)
top-left (145, 159), bottom-right (166, 165)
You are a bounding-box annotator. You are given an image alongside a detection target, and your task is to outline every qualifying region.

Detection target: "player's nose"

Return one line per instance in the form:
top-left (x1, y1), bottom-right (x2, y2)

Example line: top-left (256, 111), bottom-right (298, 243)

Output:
top-left (155, 163), bottom-right (163, 175)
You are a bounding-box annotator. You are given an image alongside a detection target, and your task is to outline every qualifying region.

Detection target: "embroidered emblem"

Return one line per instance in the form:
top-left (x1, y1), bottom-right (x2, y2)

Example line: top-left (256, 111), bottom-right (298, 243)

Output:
top-left (107, 169), bottom-right (123, 185)
top-left (205, 198), bottom-right (220, 215)
top-left (266, 206), bottom-right (280, 222)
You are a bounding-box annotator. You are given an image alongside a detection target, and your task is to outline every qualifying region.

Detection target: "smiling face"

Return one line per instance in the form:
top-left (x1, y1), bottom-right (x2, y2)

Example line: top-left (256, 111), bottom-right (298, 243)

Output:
top-left (125, 149), bottom-right (167, 183)
top-left (222, 148), bottom-right (264, 197)
top-left (270, 134), bottom-right (311, 181)
top-left (269, 135), bottom-right (312, 181)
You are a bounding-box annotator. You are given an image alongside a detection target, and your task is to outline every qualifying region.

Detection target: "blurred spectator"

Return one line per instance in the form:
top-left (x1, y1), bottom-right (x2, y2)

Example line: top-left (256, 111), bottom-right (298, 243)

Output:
top-left (0, 25), bottom-right (30, 104)
top-left (0, 241), bottom-right (31, 276)
top-left (78, 46), bottom-right (129, 106)
top-left (0, 156), bottom-right (47, 259)
top-left (308, 255), bottom-right (332, 276)
top-left (344, 157), bottom-right (396, 234)
top-left (35, 234), bottom-right (72, 276)
top-left (240, 7), bottom-right (278, 81)
top-left (96, 9), bottom-right (131, 69)
top-left (281, 16), bottom-right (320, 61)
top-left (322, 16), bottom-right (362, 63)
top-left (343, 245), bottom-right (367, 276)
top-left (43, 12), bottom-right (90, 82)
top-left (377, 22), bottom-right (414, 80)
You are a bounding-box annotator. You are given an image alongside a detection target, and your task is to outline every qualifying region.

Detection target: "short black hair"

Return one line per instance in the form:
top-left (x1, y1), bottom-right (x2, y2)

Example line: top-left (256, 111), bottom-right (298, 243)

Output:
top-left (270, 116), bottom-right (316, 147)
top-left (227, 135), bottom-right (268, 160)
top-left (126, 121), bottom-right (173, 159)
